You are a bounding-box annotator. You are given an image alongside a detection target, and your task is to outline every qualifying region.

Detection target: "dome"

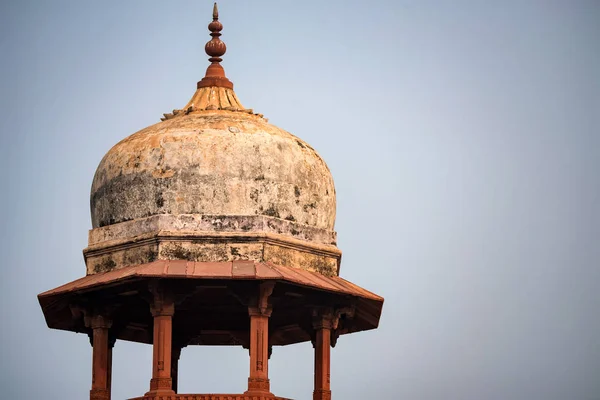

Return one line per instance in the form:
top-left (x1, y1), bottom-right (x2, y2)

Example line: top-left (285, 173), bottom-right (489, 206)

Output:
top-left (89, 8), bottom-right (336, 241)
top-left (84, 6), bottom-right (341, 277)
top-left (90, 107), bottom-right (336, 230)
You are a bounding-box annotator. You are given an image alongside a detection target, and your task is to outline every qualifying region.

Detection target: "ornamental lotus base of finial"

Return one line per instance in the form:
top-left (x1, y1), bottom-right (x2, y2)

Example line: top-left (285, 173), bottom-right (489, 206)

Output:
top-left (197, 75), bottom-right (233, 90)
top-left (160, 106), bottom-right (264, 122)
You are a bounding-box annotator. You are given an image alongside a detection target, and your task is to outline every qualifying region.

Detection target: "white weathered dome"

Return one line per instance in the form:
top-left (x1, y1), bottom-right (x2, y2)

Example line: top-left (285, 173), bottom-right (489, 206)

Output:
top-left (90, 87), bottom-right (336, 235)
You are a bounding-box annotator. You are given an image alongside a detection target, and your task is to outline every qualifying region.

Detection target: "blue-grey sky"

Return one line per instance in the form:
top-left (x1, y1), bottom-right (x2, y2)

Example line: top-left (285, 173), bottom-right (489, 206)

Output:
top-left (1, 1), bottom-right (599, 399)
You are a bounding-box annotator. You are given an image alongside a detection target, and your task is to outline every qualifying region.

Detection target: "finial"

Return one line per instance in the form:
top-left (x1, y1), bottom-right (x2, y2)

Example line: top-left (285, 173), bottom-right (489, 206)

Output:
top-left (198, 2), bottom-right (233, 89)
top-left (213, 2), bottom-right (218, 19)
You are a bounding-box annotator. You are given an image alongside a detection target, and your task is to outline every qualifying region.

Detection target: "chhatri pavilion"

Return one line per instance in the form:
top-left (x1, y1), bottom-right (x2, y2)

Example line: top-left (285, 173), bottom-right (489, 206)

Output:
top-left (38, 4), bottom-right (383, 400)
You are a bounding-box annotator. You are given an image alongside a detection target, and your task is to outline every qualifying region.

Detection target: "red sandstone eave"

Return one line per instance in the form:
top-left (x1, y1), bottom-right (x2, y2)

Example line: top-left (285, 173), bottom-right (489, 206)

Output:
top-left (37, 260), bottom-right (384, 343)
top-left (38, 260), bottom-right (384, 302)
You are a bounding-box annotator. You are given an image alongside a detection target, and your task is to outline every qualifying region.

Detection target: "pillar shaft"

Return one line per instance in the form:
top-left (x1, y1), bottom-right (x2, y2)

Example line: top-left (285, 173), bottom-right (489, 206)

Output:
top-left (88, 315), bottom-right (112, 400)
top-left (107, 345), bottom-right (113, 400)
top-left (171, 346), bottom-right (182, 394)
top-left (249, 312), bottom-right (270, 383)
top-left (245, 283), bottom-right (274, 395)
top-left (92, 327), bottom-right (109, 392)
top-left (146, 289), bottom-right (175, 396)
top-left (313, 309), bottom-right (336, 400)
top-left (313, 327), bottom-right (332, 400)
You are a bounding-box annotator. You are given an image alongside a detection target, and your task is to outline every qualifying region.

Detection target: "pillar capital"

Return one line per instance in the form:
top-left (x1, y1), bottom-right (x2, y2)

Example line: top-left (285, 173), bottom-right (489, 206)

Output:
top-left (87, 314), bottom-right (113, 330)
top-left (248, 305), bottom-right (272, 317)
top-left (312, 307), bottom-right (337, 331)
top-left (150, 301), bottom-right (175, 317)
top-left (312, 306), bottom-right (356, 348)
top-left (82, 307), bottom-right (114, 331)
top-left (148, 283), bottom-right (175, 317)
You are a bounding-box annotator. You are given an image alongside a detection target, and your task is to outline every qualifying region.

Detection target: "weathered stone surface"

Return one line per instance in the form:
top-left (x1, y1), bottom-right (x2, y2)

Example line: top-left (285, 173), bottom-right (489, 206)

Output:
top-left (88, 214), bottom-right (337, 247)
top-left (263, 243), bottom-right (338, 276)
top-left (84, 229), bottom-right (341, 277)
top-left (88, 82), bottom-right (342, 279)
top-left (84, 213), bottom-right (341, 276)
top-left (91, 110), bottom-right (336, 231)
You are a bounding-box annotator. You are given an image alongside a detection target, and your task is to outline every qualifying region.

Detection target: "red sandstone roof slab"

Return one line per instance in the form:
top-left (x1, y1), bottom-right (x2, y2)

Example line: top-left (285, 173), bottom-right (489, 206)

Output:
top-left (232, 260), bottom-right (256, 278)
top-left (38, 260), bottom-right (383, 302)
top-left (166, 260), bottom-right (188, 277)
top-left (254, 262), bottom-right (283, 279)
top-left (191, 261), bottom-right (233, 278)
top-left (268, 263), bottom-right (300, 284)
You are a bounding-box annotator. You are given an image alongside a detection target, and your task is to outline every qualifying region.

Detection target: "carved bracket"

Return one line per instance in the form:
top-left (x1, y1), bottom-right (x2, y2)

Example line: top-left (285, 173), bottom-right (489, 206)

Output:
top-left (248, 282), bottom-right (275, 317)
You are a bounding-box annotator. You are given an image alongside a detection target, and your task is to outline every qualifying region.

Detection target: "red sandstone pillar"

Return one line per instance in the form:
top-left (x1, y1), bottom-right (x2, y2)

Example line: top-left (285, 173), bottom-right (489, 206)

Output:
top-left (107, 336), bottom-right (116, 400)
top-left (107, 345), bottom-right (112, 400)
top-left (245, 283), bottom-right (274, 395)
top-left (171, 345), bottom-right (182, 394)
top-left (146, 289), bottom-right (175, 396)
top-left (313, 310), bottom-right (335, 400)
top-left (89, 315), bottom-right (112, 400)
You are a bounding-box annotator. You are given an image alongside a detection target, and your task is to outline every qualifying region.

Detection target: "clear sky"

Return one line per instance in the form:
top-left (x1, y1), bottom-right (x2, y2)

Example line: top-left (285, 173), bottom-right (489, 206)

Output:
top-left (1, 1), bottom-right (599, 399)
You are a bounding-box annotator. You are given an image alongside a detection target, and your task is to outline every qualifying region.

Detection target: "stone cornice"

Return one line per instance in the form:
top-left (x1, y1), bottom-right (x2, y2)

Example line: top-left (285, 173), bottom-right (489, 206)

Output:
top-left (84, 230), bottom-right (342, 261)
top-left (88, 214), bottom-right (337, 247)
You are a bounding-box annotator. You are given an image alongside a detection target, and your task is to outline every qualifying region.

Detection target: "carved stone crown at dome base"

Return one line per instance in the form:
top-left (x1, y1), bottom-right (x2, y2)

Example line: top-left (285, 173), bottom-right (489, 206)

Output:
top-left (84, 214), bottom-right (341, 277)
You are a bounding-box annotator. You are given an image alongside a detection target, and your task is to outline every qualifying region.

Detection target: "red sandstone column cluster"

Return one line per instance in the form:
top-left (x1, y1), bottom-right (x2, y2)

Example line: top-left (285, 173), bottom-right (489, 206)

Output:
top-left (82, 284), bottom-right (353, 400)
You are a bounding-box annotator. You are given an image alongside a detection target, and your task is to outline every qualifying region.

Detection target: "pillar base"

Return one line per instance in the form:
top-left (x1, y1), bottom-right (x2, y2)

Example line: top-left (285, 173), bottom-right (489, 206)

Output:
top-left (90, 388), bottom-right (110, 400)
top-left (245, 377), bottom-right (272, 395)
top-left (313, 389), bottom-right (332, 400)
top-left (145, 377), bottom-right (175, 396)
